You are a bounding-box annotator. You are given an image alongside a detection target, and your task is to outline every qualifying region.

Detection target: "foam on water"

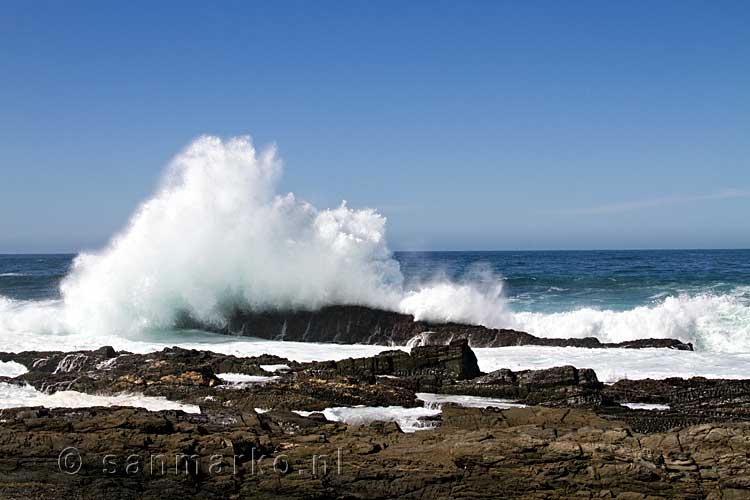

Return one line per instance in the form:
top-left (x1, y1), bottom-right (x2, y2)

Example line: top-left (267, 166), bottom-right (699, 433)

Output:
top-left (293, 393), bottom-right (525, 432)
top-left (259, 364), bottom-right (290, 373)
top-left (217, 373), bottom-right (279, 384)
top-left (0, 361), bottom-right (28, 378)
top-left (3, 268), bottom-right (750, 356)
top-left (0, 296), bottom-right (67, 337)
top-left (474, 345), bottom-right (750, 382)
top-left (294, 406), bottom-right (442, 432)
top-left (1, 323), bottom-right (750, 382)
top-left (0, 382), bottom-right (200, 413)
top-left (416, 392), bottom-right (524, 410)
top-left (509, 291), bottom-right (750, 352)
top-left (622, 403), bottom-right (670, 411)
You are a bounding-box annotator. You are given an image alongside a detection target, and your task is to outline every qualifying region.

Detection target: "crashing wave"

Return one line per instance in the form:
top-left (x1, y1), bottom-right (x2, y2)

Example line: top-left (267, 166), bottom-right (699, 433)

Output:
top-left (0, 135), bottom-right (749, 353)
top-left (56, 135), bottom-right (510, 336)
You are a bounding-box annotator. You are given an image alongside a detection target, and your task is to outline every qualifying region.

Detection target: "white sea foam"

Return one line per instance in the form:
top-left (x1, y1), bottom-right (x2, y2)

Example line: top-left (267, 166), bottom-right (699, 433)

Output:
top-left (260, 364), bottom-right (290, 373)
top-left (399, 278), bottom-right (513, 328)
top-left (0, 361), bottom-right (28, 378)
top-left (1, 322), bottom-right (750, 382)
top-left (0, 382), bottom-right (200, 413)
top-left (217, 373), bottom-right (279, 384)
top-left (473, 345), bottom-right (750, 383)
top-left (3, 274), bottom-right (750, 356)
top-left (622, 402), bottom-right (670, 411)
top-left (2, 301), bottom-right (750, 382)
top-left (59, 135), bottom-right (404, 336)
top-left (294, 406), bottom-right (441, 432)
top-left (508, 292), bottom-right (750, 352)
top-left (0, 296), bottom-right (66, 337)
top-left (416, 392), bottom-right (524, 410)
top-left (292, 393), bottom-right (524, 432)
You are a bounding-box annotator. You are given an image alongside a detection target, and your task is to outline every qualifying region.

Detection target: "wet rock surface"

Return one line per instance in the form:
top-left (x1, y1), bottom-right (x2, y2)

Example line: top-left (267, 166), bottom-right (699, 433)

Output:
top-left (307, 338), bottom-right (482, 385)
top-left (444, 365), bottom-right (607, 407)
top-left (601, 377), bottom-right (750, 433)
top-left (1, 341), bottom-right (749, 498)
top-left (202, 304), bottom-right (694, 350)
top-left (1, 405), bottom-right (749, 499)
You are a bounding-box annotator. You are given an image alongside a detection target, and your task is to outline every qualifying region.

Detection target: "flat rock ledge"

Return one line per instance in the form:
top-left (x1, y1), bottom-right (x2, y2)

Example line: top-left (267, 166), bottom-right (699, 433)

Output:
top-left (0, 405), bottom-right (748, 499)
top-left (1, 341), bottom-right (749, 499)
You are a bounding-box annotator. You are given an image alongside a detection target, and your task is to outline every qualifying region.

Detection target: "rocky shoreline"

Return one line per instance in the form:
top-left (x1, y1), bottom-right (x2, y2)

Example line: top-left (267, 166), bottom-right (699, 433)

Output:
top-left (1, 339), bottom-right (749, 498)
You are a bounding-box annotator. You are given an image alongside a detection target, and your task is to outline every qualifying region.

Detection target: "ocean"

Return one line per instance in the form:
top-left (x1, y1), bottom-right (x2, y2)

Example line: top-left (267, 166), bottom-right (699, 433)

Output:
top-left (1, 250), bottom-right (749, 362)
top-left (3, 250), bottom-right (750, 412)
top-left (4, 249), bottom-right (750, 315)
top-left (1, 137), bottom-right (750, 386)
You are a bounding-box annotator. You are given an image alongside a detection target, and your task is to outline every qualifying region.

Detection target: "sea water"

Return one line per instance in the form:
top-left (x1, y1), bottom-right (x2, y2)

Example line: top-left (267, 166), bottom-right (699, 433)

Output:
top-left (1, 137), bottom-right (749, 389)
top-left (2, 251), bottom-right (750, 384)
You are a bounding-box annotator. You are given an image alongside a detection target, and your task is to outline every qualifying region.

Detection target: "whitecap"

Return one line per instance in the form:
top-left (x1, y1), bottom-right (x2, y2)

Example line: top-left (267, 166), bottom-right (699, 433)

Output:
top-left (217, 373), bottom-right (279, 384)
top-left (294, 406), bottom-right (441, 432)
top-left (0, 361), bottom-right (28, 378)
top-left (0, 382), bottom-right (199, 413)
top-left (622, 402), bottom-right (670, 411)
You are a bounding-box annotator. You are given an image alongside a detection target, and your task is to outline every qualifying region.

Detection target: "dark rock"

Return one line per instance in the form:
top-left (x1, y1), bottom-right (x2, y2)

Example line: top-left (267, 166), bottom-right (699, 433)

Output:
top-left (444, 365), bottom-right (606, 407)
top-left (225, 376), bottom-right (419, 412)
top-left (3, 340), bottom-right (750, 498)
top-left (327, 339), bottom-right (480, 381)
top-left (613, 338), bottom-right (694, 350)
top-left (4, 344), bottom-right (746, 434)
top-left (186, 304), bottom-right (693, 350)
top-left (0, 405), bottom-right (748, 499)
top-left (0, 346), bottom-right (420, 414)
top-left (600, 376), bottom-right (750, 433)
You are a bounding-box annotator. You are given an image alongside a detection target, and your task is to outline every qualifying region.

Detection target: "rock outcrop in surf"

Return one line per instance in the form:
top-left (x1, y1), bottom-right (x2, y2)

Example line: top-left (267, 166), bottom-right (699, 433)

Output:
top-left (201, 304), bottom-right (694, 350)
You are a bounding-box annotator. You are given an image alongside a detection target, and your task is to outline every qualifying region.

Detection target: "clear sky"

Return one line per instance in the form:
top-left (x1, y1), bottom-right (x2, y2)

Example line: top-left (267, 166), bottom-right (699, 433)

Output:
top-left (1, 1), bottom-right (748, 252)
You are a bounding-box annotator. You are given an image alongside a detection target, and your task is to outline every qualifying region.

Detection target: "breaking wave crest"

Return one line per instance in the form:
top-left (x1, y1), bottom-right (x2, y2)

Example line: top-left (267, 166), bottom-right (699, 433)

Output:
top-left (509, 292), bottom-right (750, 352)
top-left (14, 135), bottom-right (508, 337)
top-left (60, 135), bottom-right (405, 335)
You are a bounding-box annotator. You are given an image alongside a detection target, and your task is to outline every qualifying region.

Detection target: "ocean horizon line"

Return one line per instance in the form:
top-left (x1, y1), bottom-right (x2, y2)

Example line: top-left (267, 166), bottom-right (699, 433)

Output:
top-left (2, 247), bottom-right (749, 256)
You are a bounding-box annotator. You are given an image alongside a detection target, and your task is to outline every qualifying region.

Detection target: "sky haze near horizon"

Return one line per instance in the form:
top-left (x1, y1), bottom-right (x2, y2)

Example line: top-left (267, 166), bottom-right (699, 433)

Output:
top-left (1, 1), bottom-right (749, 253)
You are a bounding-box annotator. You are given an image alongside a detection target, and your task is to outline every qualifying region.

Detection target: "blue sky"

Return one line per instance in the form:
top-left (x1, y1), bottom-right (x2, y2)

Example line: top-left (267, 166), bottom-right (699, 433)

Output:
top-left (1, 1), bottom-right (748, 252)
